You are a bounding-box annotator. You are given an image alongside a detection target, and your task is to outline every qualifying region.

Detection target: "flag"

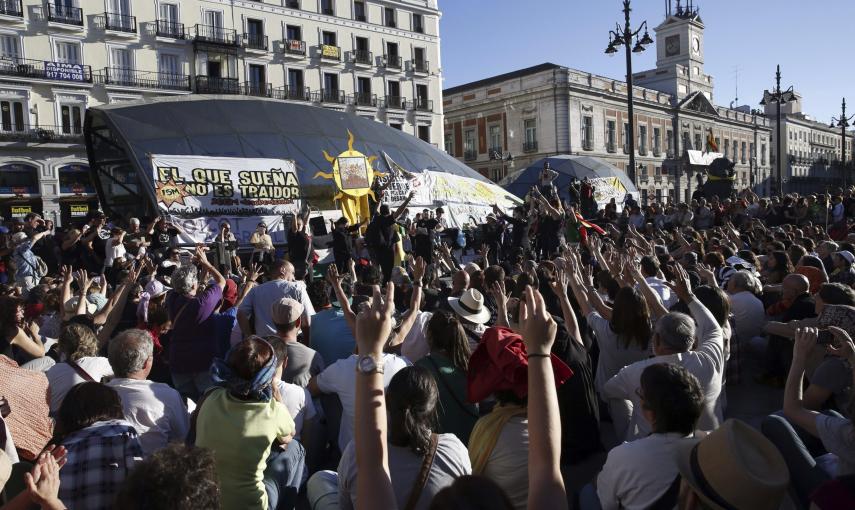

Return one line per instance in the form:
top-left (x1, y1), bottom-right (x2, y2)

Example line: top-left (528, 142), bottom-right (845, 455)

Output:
top-left (382, 151), bottom-right (417, 180)
top-left (706, 129), bottom-right (718, 153)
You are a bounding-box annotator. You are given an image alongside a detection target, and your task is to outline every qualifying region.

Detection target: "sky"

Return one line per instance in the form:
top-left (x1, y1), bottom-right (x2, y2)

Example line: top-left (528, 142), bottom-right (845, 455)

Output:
top-left (439, 0), bottom-right (855, 123)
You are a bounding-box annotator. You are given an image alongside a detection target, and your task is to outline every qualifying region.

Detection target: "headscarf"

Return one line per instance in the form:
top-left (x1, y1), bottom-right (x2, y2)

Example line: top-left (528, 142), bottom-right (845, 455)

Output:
top-left (210, 339), bottom-right (278, 402)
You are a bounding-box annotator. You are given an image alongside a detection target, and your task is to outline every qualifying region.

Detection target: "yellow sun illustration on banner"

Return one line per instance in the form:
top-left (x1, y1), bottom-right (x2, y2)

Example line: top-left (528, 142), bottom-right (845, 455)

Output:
top-left (313, 130), bottom-right (386, 200)
top-left (155, 178), bottom-right (189, 208)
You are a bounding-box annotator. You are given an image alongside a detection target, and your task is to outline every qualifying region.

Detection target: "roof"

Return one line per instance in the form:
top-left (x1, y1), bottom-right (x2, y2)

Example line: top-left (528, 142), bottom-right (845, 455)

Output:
top-left (442, 63), bottom-right (563, 96)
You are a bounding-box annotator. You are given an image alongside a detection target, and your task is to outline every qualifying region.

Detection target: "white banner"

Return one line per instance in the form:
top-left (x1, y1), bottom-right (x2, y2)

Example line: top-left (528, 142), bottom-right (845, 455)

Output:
top-left (150, 155), bottom-right (302, 244)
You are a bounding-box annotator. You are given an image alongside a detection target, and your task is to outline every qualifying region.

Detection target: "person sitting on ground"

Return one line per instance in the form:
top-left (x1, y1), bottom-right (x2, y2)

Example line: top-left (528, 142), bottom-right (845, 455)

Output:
top-left (312, 266), bottom-right (357, 366)
top-left (267, 335), bottom-right (317, 443)
top-left (0, 295), bottom-right (45, 364)
top-left (106, 328), bottom-right (189, 456)
top-left (238, 260), bottom-right (315, 340)
top-left (725, 270), bottom-right (766, 342)
top-left (46, 323), bottom-right (113, 414)
top-left (830, 250), bottom-right (855, 287)
top-left (270, 297), bottom-right (325, 387)
top-left (53, 381), bottom-right (143, 510)
top-left (195, 336), bottom-right (302, 510)
top-left (114, 443), bottom-right (220, 510)
top-left (585, 363), bottom-right (705, 510)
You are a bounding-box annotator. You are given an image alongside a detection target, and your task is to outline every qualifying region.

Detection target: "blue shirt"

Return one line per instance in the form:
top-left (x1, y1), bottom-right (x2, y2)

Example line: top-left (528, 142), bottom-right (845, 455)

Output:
top-left (13, 240), bottom-right (36, 278)
top-left (309, 307), bottom-right (355, 366)
top-left (239, 279), bottom-right (315, 336)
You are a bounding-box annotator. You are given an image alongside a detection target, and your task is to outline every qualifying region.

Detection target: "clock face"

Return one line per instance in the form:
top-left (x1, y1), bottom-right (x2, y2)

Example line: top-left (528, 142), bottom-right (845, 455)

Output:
top-left (692, 37), bottom-right (701, 54)
top-left (665, 35), bottom-right (680, 57)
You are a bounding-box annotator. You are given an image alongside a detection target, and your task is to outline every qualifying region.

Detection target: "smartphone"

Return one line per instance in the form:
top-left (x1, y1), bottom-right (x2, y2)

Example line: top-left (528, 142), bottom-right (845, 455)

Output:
top-left (816, 329), bottom-right (835, 346)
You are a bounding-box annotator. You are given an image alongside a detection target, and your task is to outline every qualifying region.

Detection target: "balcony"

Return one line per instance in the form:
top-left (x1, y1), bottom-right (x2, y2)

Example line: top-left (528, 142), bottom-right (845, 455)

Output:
top-left (0, 125), bottom-right (83, 143)
top-left (0, 0), bottom-right (23, 18)
top-left (523, 141), bottom-right (538, 153)
top-left (582, 140), bottom-right (593, 151)
top-left (244, 33), bottom-right (268, 51)
top-left (653, 148), bottom-right (661, 157)
top-left (384, 95), bottom-right (406, 110)
top-left (350, 92), bottom-right (377, 107)
top-left (241, 82), bottom-right (271, 97)
top-left (383, 54), bottom-right (402, 69)
top-left (412, 60), bottom-right (429, 74)
top-left (413, 97), bottom-right (433, 112)
top-left (272, 85), bottom-right (311, 102)
top-left (194, 25), bottom-right (240, 47)
top-left (606, 142), bottom-right (616, 153)
top-left (156, 20), bottom-right (185, 39)
top-left (638, 146), bottom-right (647, 156)
top-left (103, 12), bottom-right (137, 33)
top-left (283, 39), bottom-right (306, 56)
top-left (488, 147), bottom-right (504, 158)
top-left (623, 145), bottom-right (630, 155)
top-left (355, 14), bottom-right (366, 22)
top-left (315, 88), bottom-right (345, 104)
top-left (319, 44), bottom-right (341, 61)
top-left (413, 21), bottom-right (424, 34)
top-left (464, 150), bottom-right (477, 162)
top-left (195, 75), bottom-right (240, 94)
top-left (0, 57), bottom-right (92, 84)
top-left (321, 7), bottom-right (334, 15)
top-left (47, 4), bottom-right (83, 26)
top-left (96, 67), bottom-right (191, 91)
top-left (352, 50), bottom-right (372, 66)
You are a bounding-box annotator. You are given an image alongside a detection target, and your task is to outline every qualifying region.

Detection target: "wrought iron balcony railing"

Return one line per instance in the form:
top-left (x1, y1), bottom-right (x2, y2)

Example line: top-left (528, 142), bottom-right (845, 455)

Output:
top-left (523, 141), bottom-right (538, 153)
top-left (104, 12), bottom-right (136, 33)
top-left (194, 25), bottom-right (240, 46)
top-left (315, 88), bottom-right (345, 104)
top-left (413, 97), bottom-right (433, 112)
top-left (96, 67), bottom-right (190, 91)
top-left (47, 4), bottom-right (83, 25)
top-left (353, 49), bottom-right (372, 65)
top-left (156, 20), bottom-right (185, 39)
top-left (384, 95), bottom-right (406, 109)
top-left (244, 33), bottom-right (268, 51)
top-left (383, 54), bottom-right (402, 69)
top-left (350, 92), bottom-right (377, 107)
top-left (272, 86), bottom-right (311, 101)
top-left (0, 57), bottom-right (92, 83)
top-left (0, 0), bottom-right (23, 17)
top-left (0, 124), bottom-right (84, 143)
top-left (463, 149), bottom-right (477, 161)
top-left (283, 39), bottom-right (306, 55)
top-left (195, 75), bottom-right (240, 94)
top-left (412, 60), bottom-right (429, 73)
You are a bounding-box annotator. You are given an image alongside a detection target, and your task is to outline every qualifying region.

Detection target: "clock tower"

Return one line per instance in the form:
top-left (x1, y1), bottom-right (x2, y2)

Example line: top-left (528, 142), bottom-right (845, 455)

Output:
top-left (634, 1), bottom-right (714, 101)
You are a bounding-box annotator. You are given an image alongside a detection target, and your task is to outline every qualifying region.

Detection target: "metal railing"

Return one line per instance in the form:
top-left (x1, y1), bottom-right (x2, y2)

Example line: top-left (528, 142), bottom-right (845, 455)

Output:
top-left (47, 4), bottom-right (83, 25)
top-left (241, 82), bottom-right (271, 97)
top-left (464, 149), bottom-right (477, 161)
top-left (523, 141), bottom-right (538, 153)
top-left (582, 140), bottom-right (594, 151)
top-left (638, 146), bottom-right (647, 156)
top-left (96, 67), bottom-right (190, 91)
top-left (412, 60), bottom-right (429, 73)
top-left (0, 124), bottom-right (84, 143)
top-left (384, 95), bottom-right (406, 109)
top-left (314, 88), bottom-right (345, 104)
top-left (0, 0), bottom-right (23, 17)
top-left (350, 92), bottom-right (377, 107)
top-left (413, 21), bottom-right (424, 33)
top-left (272, 85), bottom-right (311, 101)
top-left (383, 54), bottom-right (402, 69)
top-left (244, 33), bottom-right (268, 51)
top-left (353, 49), bottom-right (372, 65)
top-left (384, 16), bottom-right (396, 28)
top-left (413, 97), bottom-right (432, 112)
top-left (194, 25), bottom-right (240, 46)
top-left (104, 12), bottom-right (136, 33)
top-left (321, 5), bottom-right (333, 15)
top-left (355, 14), bottom-right (366, 21)
top-left (652, 148), bottom-right (661, 157)
top-left (156, 20), bottom-right (185, 39)
top-left (606, 141), bottom-right (616, 153)
top-left (283, 39), bottom-right (306, 55)
top-left (0, 57), bottom-right (92, 82)
top-left (195, 75), bottom-right (240, 94)
top-left (623, 144), bottom-right (630, 155)
top-left (319, 44), bottom-right (341, 60)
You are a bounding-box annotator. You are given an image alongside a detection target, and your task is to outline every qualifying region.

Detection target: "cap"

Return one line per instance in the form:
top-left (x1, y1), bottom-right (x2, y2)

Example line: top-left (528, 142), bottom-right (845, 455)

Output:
top-left (271, 297), bottom-right (303, 325)
top-left (835, 250), bottom-right (855, 265)
top-left (144, 279), bottom-right (171, 298)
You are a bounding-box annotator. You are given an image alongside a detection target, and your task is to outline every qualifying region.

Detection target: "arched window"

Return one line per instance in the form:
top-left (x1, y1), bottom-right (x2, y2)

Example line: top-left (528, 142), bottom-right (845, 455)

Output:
top-left (0, 163), bottom-right (38, 194)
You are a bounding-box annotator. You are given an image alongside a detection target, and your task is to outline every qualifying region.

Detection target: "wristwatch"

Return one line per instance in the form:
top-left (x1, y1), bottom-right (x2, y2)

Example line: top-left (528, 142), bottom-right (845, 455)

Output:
top-left (356, 354), bottom-right (384, 375)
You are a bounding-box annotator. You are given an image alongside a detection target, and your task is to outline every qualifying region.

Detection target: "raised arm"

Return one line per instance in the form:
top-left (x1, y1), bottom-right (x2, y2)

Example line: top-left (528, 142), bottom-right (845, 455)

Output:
top-left (327, 264), bottom-right (356, 331)
top-left (392, 191), bottom-right (415, 220)
top-left (783, 328), bottom-right (823, 437)
top-left (549, 269), bottom-right (583, 346)
top-left (390, 257), bottom-right (426, 347)
top-left (195, 246), bottom-right (226, 290)
top-left (519, 287), bottom-right (568, 510)
top-left (626, 262), bottom-right (669, 319)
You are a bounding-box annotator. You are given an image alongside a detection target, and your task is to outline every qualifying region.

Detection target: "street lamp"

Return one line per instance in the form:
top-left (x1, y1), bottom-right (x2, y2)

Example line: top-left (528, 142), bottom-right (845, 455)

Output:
top-left (760, 65), bottom-right (796, 196)
top-left (606, 0), bottom-right (653, 185)
top-left (830, 98), bottom-right (854, 189)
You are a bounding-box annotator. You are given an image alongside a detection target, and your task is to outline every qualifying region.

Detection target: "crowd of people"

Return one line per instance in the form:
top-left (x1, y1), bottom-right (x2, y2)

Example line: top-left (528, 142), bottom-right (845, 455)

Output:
top-left (0, 177), bottom-right (854, 510)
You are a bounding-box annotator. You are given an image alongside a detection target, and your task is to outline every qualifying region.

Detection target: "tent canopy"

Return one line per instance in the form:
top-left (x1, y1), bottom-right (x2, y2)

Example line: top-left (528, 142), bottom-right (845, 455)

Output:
top-left (501, 155), bottom-right (639, 204)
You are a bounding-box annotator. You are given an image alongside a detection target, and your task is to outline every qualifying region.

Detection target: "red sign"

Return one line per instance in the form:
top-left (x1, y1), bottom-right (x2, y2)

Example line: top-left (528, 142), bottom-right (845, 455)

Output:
top-left (11, 187), bottom-right (27, 196)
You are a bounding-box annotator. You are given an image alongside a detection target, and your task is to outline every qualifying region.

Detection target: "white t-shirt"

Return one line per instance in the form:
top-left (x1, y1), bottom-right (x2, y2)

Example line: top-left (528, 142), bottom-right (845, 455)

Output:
top-left (276, 380), bottom-right (316, 440)
top-left (105, 240), bottom-right (126, 269)
top-left (587, 312), bottom-right (651, 395)
top-left (728, 290), bottom-right (766, 341)
top-left (596, 432), bottom-right (691, 510)
top-left (401, 311), bottom-right (434, 363)
top-left (106, 378), bottom-right (190, 456)
top-left (817, 414), bottom-right (855, 477)
top-left (315, 353), bottom-right (411, 452)
top-left (337, 433), bottom-right (471, 510)
top-left (46, 357), bottom-right (114, 414)
top-left (480, 416), bottom-right (529, 510)
top-left (641, 277), bottom-right (678, 309)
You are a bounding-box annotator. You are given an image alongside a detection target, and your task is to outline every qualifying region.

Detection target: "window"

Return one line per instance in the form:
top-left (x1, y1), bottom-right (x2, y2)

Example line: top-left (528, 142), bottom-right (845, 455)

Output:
top-left (694, 133), bottom-right (702, 152)
top-left (464, 129), bottom-right (476, 158)
top-left (322, 31), bottom-right (336, 46)
top-left (724, 139), bottom-right (729, 158)
top-left (761, 143), bottom-right (767, 165)
top-left (354, 1), bottom-right (366, 21)
top-left (54, 40), bottom-right (81, 64)
top-left (741, 141), bottom-right (747, 163)
top-left (638, 125), bottom-right (647, 153)
top-left (655, 166), bottom-right (662, 176)
top-left (246, 18), bottom-right (264, 40)
top-left (157, 52), bottom-right (181, 87)
top-left (384, 7), bottom-right (396, 27)
top-left (581, 116), bottom-right (593, 150)
top-left (714, 137), bottom-right (720, 151)
top-left (418, 125), bottom-right (430, 143)
top-left (357, 76), bottom-right (371, 96)
top-left (110, 46), bottom-right (131, 69)
top-left (525, 119), bottom-right (537, 144)
top-left (413, 47), bottom-right (426, 72)
top-left (247, 64), bottom-right (265, 91)
top-left (286, 25), bottom-right (301, 41)
top-left (204, 10), bottom-right (223, 28)
top-left (682, 132), bottom-right (691, 151)
top-left (415, 84), bottom-right (428, 109)
top-left (412, 13), bottom-right (424, 33)
top-left (666, 130), bottom-right (673, 153)
top-left (488, 125), bottom-right (501, 153)
top-left (323, 72), bottom-right (338, 92)
top-left (653, 127), bottom-right (661, 154)
top-left (159, 2), bottom-right (178, 23)
top-left (391, 123), bottom-right (402, 131)
top-left (0, 100), bottom-right (25, 132)
top-left (444, 133), bottom-right (453, 154)
top-left (750, 143), bottom-right (755, 160)
top-left (320, 0), bottom-right (333, 15)
top-left (623, 122), bottom-right (630, 152)
top-left (606, 120), bottom-right (616, 150)
top-left (60, 104), bottom-right (82, 134)
top-left (0, 35), bottom-right (21, 60)
top-left (641, 164), bottom-right (648, 177)
top-left (386, 41), bottom-right (399, 63)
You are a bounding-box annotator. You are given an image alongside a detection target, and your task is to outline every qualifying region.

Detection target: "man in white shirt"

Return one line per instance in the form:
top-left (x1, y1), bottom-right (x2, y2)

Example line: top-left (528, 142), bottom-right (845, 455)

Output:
top-left (238, 260), bottom-right (315, 339)
top-left (106, 329), bottom-right (189, 456)
top-left (603, 278), bottom-right (725, 441)
top-left (726, 270), bottom-right (767, 342)
top-left (637, 256), bottom-right (677, 309)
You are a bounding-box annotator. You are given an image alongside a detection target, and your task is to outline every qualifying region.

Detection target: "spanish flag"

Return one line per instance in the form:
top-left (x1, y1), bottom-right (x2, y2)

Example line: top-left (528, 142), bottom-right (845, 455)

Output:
top-left (706, 129), bottom-right (718, 153)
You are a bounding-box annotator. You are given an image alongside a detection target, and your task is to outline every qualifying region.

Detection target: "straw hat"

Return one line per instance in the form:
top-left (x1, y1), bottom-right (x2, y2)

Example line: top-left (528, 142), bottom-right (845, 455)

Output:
top-left (448, 288), bottom-right (491, 325)
top-left (675, 419), bottom-right (788, 510)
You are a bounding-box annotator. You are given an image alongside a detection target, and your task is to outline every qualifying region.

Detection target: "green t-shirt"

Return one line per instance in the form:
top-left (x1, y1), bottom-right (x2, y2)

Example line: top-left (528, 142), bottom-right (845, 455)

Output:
top-left (196, 388), bottom-right (295, 510)
top-left (416, 352), bottom-right (479, 446)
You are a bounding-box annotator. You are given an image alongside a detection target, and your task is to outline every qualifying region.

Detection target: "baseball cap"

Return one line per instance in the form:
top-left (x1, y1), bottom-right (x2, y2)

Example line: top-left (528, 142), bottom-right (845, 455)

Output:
top-left (271, 297), bottom-right (303, 325)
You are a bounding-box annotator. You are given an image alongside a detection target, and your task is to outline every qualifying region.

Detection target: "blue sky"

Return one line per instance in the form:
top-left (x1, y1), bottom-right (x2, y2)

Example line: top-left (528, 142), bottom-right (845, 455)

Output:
top-left (439, 0), bottom-right (855, 123)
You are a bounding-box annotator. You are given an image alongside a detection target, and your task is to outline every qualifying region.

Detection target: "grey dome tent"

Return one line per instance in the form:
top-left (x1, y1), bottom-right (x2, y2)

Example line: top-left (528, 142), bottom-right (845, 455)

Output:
top-left (501, 155), bottom-right (639, 210)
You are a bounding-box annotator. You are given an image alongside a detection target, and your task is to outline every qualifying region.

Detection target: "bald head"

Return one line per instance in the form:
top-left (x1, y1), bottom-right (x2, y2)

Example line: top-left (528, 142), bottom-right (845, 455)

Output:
top-left (782, 273), bottom-right (810, 300)
top-left (271, 260), bottom-right (295, 281)
top-left (452, 270), bottom-right (470, 295)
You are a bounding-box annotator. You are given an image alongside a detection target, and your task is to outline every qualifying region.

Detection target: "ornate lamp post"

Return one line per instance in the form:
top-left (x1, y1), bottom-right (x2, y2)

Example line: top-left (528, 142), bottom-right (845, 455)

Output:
top-left (830, 98), bottom-right (854, 189)
top-left (760, 65), bottom-right (796, 196)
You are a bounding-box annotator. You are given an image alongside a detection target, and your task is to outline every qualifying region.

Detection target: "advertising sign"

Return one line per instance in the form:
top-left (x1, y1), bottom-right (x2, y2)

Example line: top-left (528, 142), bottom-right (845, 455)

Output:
top-left (287, 39), bottom-right (306, 53)
top-left (11, 206), bottom-right (32, 218)
top-left (70, 204), bottom-right (89, 218)
top-left (44, 61), bottom-right (86, 82)
top-left (321, 44), bottom-right (341, 59)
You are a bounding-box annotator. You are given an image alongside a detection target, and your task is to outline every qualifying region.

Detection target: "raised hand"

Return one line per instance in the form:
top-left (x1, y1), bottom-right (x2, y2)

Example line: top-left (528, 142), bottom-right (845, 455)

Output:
top-left (246, 262), bottom-right (262, 283)
top-left (412, 256), bottom-right (426, 284)
top-left (355, 283), bottom-right (395, 356)
top-left (25, 451), bottom-right (63, 509)
top-left (793, 327), bottom-right (818, 361)
top-left (672, 263), bottom-right (693, 303)
top-left (518, 286), bottom-right (557, 356)
top-left (826, 326), bottom-right (855, 362)
top-left (490, 280), bottom-right (508, 308)
top-left (326, 263), bottom-right (340, 284)
top-left (548, 268), bottom-right (569, 299)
